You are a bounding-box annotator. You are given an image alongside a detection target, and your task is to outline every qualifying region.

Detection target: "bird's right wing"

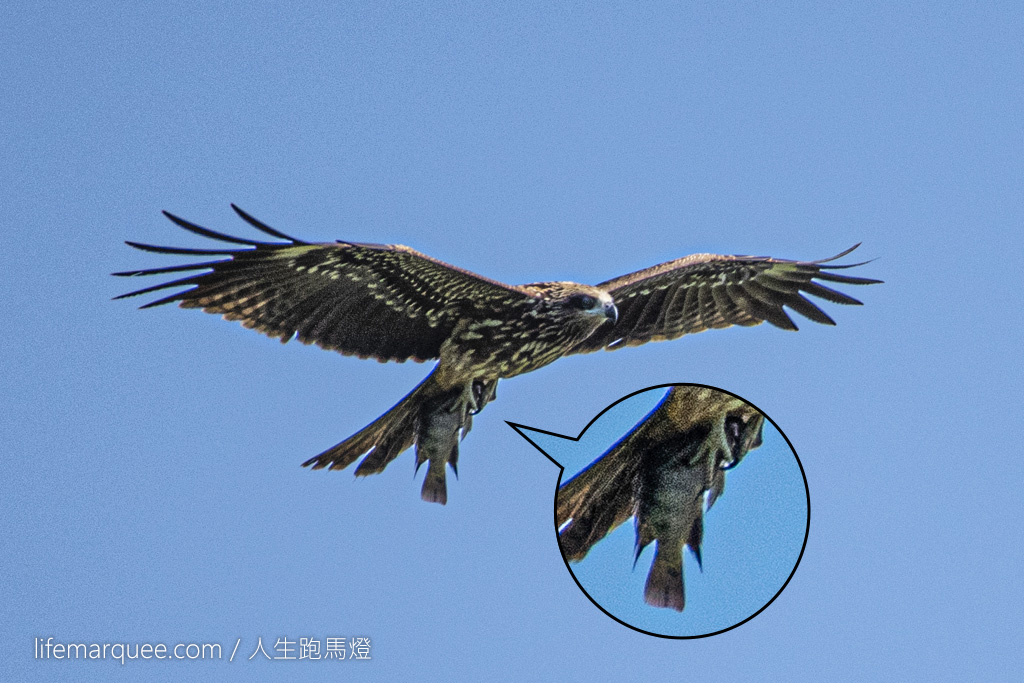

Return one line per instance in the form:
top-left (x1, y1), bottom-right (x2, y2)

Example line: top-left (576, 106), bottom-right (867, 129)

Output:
top-left (114, 206), bottom-right (535, 363)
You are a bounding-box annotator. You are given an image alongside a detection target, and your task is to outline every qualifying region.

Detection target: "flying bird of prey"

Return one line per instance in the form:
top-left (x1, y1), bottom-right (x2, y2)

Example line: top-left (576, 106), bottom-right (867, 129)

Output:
top-left (114, 206), bottom-right (878, 504)
top-left (556, 386), bottom-right (767, 612)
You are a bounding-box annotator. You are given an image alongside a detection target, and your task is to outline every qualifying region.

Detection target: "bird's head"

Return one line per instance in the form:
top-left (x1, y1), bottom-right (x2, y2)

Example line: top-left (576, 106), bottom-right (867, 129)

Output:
top-left (524, 282), bottom-right (617, 325)
top-left (564, 288), bottom-right (618, 324)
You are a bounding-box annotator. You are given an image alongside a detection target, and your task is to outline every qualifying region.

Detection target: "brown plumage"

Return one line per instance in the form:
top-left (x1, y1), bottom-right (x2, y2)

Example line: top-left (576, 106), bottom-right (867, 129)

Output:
top-left (115, 206), bottom-right (877, 503)
top-left (556, 386), bottom-right (766, 611)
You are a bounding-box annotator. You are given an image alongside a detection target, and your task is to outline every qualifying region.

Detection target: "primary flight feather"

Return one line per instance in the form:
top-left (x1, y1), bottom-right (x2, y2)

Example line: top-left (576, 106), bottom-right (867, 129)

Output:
top-left (115, 206), bottom-right (879, 503)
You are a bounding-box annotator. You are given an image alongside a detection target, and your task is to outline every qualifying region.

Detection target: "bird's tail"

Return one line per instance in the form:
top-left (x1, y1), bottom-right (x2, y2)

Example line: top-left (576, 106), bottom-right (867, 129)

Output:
top-left (556, 451), bottom-right (636, 562)
top-left (644, 541), bottom-right (686, 612)
top-left (302, 370), bottom-right (496, 504)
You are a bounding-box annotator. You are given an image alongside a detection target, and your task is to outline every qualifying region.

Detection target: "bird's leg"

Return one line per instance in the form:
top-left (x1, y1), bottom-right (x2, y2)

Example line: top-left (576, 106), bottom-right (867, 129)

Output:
top-left (469, 379), bottom-right (498, 415)
top-left (460, 378), bottom-right (499, 442)
top-left (715, 411), bottom-right (764, 471)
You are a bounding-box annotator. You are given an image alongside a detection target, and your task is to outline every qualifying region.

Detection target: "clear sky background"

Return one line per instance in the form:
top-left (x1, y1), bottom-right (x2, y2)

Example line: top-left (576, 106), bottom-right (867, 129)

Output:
top-left (516, 386), bottom-right (809, 638)
top-left (2, 1), bottom-right (1021, 681)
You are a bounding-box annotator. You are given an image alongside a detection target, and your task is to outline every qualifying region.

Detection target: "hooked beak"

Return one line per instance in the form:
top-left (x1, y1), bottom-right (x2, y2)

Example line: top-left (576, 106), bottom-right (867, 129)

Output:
top-left (604, 301), bottom-right (618, 324)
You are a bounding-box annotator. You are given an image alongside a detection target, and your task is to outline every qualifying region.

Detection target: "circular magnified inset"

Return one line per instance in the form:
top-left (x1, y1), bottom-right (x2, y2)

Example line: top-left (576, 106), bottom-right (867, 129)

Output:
top-left (509, 384), bottom-right (809, 638)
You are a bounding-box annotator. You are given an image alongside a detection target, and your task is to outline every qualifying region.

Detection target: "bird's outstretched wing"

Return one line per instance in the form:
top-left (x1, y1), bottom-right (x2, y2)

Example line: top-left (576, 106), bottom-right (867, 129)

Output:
top-left (114, 206), bottom-right (534, 363)
top-left (572, 246), bottom-right (881, 354)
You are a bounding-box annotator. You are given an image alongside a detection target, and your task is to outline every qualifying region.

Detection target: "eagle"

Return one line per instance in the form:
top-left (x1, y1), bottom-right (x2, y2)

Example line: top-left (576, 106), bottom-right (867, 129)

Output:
top-left (556, 385), bottom-right (767, 612)
top-left (115, 205), bottom-right (878, 504)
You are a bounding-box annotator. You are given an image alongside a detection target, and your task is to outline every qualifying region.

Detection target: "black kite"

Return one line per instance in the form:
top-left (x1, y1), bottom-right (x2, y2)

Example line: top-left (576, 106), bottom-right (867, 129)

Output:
top-left (115, 206), bottom-right (878, 503)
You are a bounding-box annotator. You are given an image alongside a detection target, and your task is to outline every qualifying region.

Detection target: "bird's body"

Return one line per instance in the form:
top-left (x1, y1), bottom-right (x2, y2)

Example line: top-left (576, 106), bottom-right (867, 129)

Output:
top-left (115, 206), bottom-right (878, 503)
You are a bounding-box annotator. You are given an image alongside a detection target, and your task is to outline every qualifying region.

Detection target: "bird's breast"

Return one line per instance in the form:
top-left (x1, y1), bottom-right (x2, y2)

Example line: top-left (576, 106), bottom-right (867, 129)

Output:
top-left (439, 314), bottom-right (594, 382)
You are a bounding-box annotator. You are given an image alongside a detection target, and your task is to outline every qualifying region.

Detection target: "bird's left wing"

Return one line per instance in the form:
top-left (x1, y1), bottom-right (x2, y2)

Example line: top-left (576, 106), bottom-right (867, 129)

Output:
top-left (114, 206), bottom-right (534, 363)
top-left (571, 245), bottom-right (880, 354)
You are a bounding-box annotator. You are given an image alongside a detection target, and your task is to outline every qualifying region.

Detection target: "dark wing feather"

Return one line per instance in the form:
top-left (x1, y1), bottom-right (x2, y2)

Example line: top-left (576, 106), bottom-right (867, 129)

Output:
top-left (572, 245), bottom-right (881, 354)
top-left (555, 395), bottom-right (672, 561)
top-left (557, 445), bottom-right (641, 562)
top-left (114, 207), bottom-right (534, 363)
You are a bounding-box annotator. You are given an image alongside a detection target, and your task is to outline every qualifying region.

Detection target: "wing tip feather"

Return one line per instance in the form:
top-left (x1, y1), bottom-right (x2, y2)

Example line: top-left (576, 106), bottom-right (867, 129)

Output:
top-left (230, 204), bottom-right (307, 243)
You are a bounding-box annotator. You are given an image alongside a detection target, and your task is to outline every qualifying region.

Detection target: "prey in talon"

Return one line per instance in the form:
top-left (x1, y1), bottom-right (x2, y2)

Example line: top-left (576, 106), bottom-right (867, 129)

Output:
top-left (556, 386), bottom-right (766, 611)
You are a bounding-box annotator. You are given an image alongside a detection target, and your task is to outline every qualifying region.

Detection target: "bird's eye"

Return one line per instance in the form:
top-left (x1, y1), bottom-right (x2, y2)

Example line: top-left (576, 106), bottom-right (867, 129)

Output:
top-left (569, 294), bottom-right (598, 310)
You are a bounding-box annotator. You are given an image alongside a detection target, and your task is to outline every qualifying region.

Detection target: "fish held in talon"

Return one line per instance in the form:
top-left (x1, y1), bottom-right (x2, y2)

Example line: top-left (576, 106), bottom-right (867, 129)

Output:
top-left (557, 387), bottom-right (766, 611)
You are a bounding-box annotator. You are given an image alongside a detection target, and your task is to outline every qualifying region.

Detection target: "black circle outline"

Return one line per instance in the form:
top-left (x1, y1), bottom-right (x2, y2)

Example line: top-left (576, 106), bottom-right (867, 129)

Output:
top-left (507, 382), bottom-right (811, 640)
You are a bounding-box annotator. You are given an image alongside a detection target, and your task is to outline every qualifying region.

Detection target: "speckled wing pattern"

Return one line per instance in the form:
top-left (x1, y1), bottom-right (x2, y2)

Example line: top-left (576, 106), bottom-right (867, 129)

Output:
top-left (114, 205), bottom-right (537, 363)
top-left (115, 207), bottom-right (877, 504)
top-left (571, 246), bottom-right (880, 354)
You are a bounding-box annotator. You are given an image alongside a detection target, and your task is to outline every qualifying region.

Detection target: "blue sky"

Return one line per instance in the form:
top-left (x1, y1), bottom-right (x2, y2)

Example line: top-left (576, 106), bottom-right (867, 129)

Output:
top-left (2, 1), bottom-right (1022, 681)
top-left (513, 386), bottom-right (809, 638)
